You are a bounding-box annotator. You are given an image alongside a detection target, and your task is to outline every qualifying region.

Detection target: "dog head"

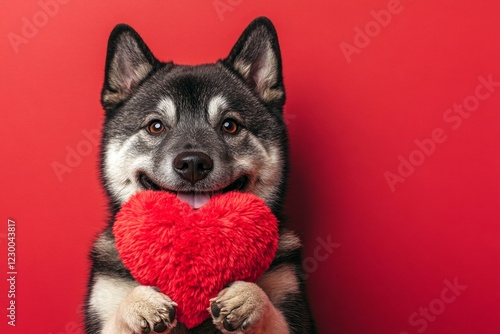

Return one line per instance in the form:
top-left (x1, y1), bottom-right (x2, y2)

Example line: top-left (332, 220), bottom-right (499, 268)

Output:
top-left (100, 17), bottom-right (288, 216)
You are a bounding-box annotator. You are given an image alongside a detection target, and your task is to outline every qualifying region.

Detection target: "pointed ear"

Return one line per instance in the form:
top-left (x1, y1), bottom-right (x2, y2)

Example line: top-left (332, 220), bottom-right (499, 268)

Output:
top-left (223, 17), bottom-right (285, 107)
top-left (101, 24), bottom-right (160, 111)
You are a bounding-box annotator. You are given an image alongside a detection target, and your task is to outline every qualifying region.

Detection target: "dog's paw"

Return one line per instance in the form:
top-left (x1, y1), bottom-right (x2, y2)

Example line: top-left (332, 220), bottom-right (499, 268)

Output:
top-left (117, 285), bottom-right (177, 333)
top-left (209, 281), bottom-right (269, 334)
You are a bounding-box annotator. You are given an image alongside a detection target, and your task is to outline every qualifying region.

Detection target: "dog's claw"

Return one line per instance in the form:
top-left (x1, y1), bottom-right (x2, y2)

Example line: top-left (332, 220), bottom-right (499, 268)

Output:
top-left (141, 319), bottom-right (151, 334)
top-left (211, 302), bottom-right (221, 318)
top-left (169, 306), bottom-right (176, 322)
top-left (223, 318), bottom-right (237, 331)
top-left (154, 320), bottom-right (167, 333)
top-left (241, 319), bottom-right (250, 330)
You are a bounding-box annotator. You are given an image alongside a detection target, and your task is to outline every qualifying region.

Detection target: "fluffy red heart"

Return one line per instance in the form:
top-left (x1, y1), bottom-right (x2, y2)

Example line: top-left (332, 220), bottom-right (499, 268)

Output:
top-left (113, 190), bottom-right (279, 329)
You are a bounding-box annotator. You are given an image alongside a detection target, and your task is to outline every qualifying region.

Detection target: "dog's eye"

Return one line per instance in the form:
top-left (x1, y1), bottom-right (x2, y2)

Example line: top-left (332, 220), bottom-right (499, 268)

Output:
top-left (147, 120), bottom-right (165, 135)
top-left (221, 119), bottom-right (239, 135)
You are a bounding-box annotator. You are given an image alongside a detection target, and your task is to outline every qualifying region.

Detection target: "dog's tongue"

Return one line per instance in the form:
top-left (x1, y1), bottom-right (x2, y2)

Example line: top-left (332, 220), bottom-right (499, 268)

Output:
top-left (177, 192), bottom-right (211, 209)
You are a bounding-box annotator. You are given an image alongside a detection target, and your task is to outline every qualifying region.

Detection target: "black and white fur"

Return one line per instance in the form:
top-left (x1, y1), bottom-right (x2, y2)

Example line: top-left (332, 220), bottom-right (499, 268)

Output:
top-left (85, 17), bottom-right (317, 334)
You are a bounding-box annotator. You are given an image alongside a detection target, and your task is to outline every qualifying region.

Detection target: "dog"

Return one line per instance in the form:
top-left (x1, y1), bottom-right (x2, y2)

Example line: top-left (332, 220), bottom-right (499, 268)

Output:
top-left (84, 17), bottom-right (317, 334)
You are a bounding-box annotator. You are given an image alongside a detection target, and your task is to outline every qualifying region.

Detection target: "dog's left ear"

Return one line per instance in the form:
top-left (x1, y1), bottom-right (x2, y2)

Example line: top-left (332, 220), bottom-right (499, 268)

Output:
top-left (223, 17), bottom-right (285, 108)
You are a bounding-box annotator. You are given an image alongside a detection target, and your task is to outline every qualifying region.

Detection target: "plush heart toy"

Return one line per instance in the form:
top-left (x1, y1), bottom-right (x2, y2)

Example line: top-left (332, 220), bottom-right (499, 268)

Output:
top-left (113, 190), bottom-right (279, 329)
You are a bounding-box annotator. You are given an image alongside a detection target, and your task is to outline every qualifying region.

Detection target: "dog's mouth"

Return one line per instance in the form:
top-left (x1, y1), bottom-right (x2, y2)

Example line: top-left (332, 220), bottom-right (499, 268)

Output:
top-left (138, 173), bottom-right (249, 209)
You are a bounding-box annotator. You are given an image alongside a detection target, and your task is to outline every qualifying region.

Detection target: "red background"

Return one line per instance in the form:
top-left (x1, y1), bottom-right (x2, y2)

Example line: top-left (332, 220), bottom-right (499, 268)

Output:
top-left (1, 1), bottom-right (499, 333)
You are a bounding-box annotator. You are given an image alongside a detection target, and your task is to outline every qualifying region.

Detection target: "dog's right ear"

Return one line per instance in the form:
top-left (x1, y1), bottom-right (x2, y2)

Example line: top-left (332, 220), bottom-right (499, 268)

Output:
top-left (101, 24), bottom-right (161, 111)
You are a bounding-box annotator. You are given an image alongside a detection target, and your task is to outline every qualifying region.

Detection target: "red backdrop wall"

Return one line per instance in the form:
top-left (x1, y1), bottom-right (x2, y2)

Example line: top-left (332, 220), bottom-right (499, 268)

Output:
top-left (1, 1), bottom-right (499, 333)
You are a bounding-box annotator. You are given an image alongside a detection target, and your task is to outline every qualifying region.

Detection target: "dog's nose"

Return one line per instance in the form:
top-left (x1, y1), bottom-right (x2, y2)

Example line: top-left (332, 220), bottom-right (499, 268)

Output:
top-left (173, 152), bottom-right (213, 184)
